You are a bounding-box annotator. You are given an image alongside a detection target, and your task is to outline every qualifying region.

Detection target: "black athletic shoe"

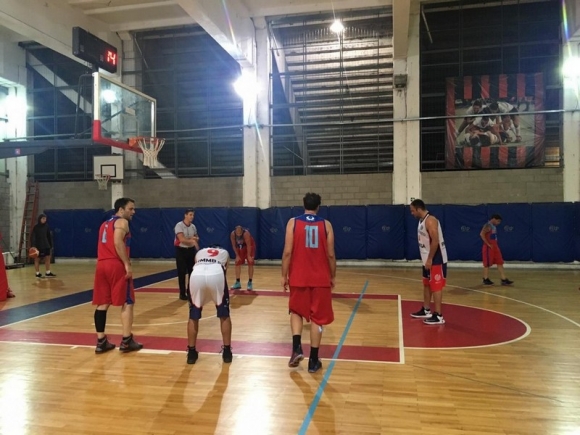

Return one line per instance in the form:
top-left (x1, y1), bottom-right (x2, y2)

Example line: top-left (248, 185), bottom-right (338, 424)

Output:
top-left (119, 335), bottom-right (143, 353)
top-left (187, 347), bottom-right (198, 364)
top-left (308, 359), bottom-right (322, 373)
top-left (501, 279), bottom-right (514, 286)
top-left (35, 272), bottom-right (43, 278)
top-left (179, 294), bottom-right (188, 301)
top-left (288, 347), bottom-right (304, 367)
top-left (410, 307), bottom-right (431, 318)
top-left (45, 272), bottom-right (57, 277)
top-left (95, 337), bottom-right (115, 354)
top-left (482, 278), bottom-right (494, 286)
top-left (221, 346), bottom-right (233, 363)
top-left (423, 312), bottom-right (445, 325)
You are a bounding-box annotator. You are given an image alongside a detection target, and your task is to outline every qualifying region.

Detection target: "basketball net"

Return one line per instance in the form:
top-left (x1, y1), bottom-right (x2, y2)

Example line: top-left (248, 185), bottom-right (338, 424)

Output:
top-left (95, 174), bottom-right (111, 190)
top-left (137, 137), bottom-right (165, 168)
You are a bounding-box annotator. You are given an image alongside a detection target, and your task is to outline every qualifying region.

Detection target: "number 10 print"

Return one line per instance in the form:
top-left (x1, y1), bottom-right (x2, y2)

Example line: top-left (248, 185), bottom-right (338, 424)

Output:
top-left (305, 225), bottom-right (319, 248)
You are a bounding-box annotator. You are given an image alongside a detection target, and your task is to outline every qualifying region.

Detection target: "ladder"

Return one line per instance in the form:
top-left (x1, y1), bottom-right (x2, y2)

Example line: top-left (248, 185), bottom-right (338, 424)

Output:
top-left (16, 180), bottom-right (39, 264)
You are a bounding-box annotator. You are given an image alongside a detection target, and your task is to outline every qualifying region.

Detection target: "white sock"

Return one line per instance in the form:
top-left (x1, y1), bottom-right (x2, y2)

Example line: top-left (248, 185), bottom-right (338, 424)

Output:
top-left (46, 270), bottom-right (51, 274)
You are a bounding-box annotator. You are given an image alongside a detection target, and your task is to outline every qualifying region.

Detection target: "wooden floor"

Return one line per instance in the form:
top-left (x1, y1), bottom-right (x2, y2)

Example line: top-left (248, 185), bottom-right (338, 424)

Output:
top-left (1, 261), bottom-right (580, 434)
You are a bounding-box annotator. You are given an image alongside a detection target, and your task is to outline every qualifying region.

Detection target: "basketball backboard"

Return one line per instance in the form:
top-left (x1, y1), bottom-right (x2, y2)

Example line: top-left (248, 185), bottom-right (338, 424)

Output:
top-left (93, 154), bottom-right (124, 180)
top-left (92, 72), bottom-right (156, 153)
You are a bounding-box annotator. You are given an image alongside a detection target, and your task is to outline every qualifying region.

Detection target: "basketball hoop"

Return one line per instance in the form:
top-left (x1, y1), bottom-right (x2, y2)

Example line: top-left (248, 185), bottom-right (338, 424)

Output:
top-left (95, 174), bottom-right (111, 190)
top-left (136, 136), bottom-right (165, 168)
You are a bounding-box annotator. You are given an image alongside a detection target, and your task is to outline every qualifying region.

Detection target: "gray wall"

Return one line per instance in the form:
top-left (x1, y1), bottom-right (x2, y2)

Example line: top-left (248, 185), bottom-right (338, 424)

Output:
top-left (271, 173), bottom-right (392, 206)
top-left (39, 177), bottom-right (243, 211)
top-left (422, 168), bottom-right (563, 205)
top-left (36, 169), bottom-right (564, 212)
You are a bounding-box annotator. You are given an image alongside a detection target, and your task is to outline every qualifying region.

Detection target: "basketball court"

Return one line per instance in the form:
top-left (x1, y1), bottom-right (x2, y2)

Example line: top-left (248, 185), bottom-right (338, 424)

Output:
top-left (1, 262), bottom-right (579, 434)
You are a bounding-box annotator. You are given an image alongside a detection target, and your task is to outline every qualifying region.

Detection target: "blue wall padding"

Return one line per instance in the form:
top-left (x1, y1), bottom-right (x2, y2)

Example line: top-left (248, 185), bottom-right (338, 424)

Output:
top-left (129, 209), bottom-right (163, 258)
top-left (575, 202), bottom-right (580, 261)
top-left (46, 204), bottom-right (580, 263)
top-left (405, 205), bottom-right (446, 261)
top-left (228, 207), bottom-right (260, 258)
top-left (328, 206), bottom-right (367, 259)
top-left (485, 203), bottom-right (532, 261)
top-left (71, 210), bottom-right (103, 258)
top-left (192, 208), bottom-right (230, 253)
top-left (44, 210), bottom-right (74, 258)
top-left (366, 205), bottom-right (406, 259)
top-left (443, 205), bottom-right (488, 261)
top-left (259, 207), bottom-right (293, 259)
top-left (160, 208), bottom-right (186, 259)
top-left (531, 203), bottom-right (575, 263)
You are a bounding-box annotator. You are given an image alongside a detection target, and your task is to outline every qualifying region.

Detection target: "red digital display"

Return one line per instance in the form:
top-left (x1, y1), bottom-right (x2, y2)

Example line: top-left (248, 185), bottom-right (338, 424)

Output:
top-left (106, 50), bottom-right (117, 66)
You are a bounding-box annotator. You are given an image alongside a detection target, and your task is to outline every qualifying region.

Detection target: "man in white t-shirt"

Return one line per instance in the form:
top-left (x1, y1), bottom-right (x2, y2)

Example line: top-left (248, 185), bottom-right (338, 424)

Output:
top-left (174, 209), bottom-right (199, 301)
top-left (186, 246), bottom-right (233, 365)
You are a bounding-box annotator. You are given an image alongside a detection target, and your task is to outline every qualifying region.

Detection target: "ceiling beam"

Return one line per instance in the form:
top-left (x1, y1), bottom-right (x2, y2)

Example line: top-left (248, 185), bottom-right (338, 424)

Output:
top-left (110, 16), bottom-right (195, 32)
top-left (84, 1), bottom-right (178, 15)
top-left (248, 0), bottom-right (390, 18)
top-left (176, 0), bottom-right (256, 68)
top-left (392, 0), bottom-right (410, 59)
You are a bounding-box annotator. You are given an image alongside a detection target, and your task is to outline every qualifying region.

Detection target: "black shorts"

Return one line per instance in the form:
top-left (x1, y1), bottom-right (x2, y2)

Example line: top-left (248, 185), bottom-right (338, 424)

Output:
top-left (38, 248), bottom-right (51, 258)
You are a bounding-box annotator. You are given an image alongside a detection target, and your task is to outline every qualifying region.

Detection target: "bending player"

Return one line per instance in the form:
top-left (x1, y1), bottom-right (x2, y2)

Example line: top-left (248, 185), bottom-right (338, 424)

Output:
top-left (186, 245), bottom-right (233, 365)
top-left (230, 226), bottom-right (255, 290)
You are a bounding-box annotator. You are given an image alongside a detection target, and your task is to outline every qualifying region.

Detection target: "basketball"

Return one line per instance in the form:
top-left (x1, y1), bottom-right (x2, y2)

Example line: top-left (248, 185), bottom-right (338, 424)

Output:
top-left (28, 247), bottom-right (40, 259)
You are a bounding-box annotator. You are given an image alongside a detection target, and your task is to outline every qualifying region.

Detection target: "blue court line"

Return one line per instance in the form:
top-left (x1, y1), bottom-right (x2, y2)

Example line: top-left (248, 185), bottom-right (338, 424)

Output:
top-left (298, 280), bottom-right (369, 435)
top-left (0, 269), bottom-right (177, 327)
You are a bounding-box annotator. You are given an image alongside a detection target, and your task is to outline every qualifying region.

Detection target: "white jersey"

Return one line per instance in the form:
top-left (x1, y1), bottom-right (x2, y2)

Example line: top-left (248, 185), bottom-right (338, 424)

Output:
top-left (190, 247), bottom-right (230, 308)
top-left (194, 247), bottom-right (229, 269)
top-left (417, 214), bottom-right (448, 266)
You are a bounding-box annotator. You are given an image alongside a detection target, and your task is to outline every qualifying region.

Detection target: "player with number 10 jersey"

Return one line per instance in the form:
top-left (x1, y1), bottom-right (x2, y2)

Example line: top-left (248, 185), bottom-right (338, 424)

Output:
top-left (289, 214), bottom-right (331, 287)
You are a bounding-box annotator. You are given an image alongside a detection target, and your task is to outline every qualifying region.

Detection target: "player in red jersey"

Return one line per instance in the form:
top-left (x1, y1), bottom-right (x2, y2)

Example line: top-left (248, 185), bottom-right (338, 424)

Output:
top-left (92, 197), bottom-right (143, 354)
top-left (481, 213), bottom-right (513, 286)
top-left (281, 192), bottom-right (336, 373)
top-left (230, 226), bottom-right (255, 290)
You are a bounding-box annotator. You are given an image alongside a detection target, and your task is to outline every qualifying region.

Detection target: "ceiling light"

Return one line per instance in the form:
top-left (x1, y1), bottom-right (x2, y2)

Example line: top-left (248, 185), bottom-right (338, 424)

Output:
top-left (330, 20), bottom-right (345, 34)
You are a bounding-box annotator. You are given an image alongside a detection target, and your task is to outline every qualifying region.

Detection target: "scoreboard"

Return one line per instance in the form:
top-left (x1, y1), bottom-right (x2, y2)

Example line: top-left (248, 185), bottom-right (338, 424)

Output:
top-left (72, 27), bottom-right (118, 74)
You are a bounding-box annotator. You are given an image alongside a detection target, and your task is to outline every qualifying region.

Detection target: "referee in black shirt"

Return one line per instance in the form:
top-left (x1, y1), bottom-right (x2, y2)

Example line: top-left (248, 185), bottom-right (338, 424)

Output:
top-left (174, 209), bottom-right (199, 300)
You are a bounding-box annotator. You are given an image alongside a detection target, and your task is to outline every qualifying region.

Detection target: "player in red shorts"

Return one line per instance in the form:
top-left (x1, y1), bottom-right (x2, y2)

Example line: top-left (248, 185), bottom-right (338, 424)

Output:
top-left (481, 214), bottom-right (514, 286)
top-left (230, 226), bottom-right (255, 290)
top-left (92, 197), bottom-right (143, 354)
top-left (281, 192), bottom-right (336, 373)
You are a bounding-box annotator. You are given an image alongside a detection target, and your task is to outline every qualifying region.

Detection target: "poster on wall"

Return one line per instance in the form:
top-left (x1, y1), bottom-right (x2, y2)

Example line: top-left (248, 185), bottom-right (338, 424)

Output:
top-left (446, 73), bottom-right (545, 169)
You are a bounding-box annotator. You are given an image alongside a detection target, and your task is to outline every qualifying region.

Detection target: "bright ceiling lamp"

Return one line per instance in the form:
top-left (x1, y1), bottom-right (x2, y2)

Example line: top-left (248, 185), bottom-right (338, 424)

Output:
top-left (233, 72), bottom-right (259, 101)
top-left (330, 19), bottom-right (345, 34)
top-left (562, 56), bottom-right (580, 79)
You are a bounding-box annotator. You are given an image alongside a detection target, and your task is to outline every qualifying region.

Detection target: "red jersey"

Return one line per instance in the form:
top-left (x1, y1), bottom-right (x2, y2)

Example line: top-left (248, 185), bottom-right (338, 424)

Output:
top-left (98, 216), bottom-right (131, 261)
top-left (288, 214), bottom-right (331, 287)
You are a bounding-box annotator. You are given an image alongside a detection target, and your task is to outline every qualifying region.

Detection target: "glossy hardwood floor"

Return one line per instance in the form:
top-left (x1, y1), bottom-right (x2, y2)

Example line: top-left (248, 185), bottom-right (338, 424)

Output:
top-left (1, 261), bottom-right (580, 434)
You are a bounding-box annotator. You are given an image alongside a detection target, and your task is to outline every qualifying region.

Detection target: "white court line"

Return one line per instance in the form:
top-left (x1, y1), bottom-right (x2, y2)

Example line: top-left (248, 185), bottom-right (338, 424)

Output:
top-left (397, 294), bottom-right (405, 364)
top-left (347, 270), bottom-right (580, 329)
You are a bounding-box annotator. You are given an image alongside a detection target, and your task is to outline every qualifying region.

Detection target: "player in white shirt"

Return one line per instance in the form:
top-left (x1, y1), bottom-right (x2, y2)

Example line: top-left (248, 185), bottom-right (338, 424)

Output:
top-left (186, 246), bottom-right (233, 364)
top-left (409, 199), bottom-right (447, 325)
top-left (456, 99), bottom-right (485, 138)
top-left (485, 101), bottom-right (521, 141)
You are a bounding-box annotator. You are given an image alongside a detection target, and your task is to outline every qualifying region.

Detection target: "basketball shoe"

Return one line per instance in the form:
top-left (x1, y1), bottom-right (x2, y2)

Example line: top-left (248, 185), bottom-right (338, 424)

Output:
top-left (308, 359), bottom-right (322, 373)
top-left (288, 346), bottom-right (304, 367)
top-left (119, 335), bottom-right (143, 352)
top-left (423, 313), bottom-right (445, 325)
top-left (221, 345), bottom-right (233, 363)
top-left (501, 279), bottom-right (514, 286)
top-left (247, 281), bottom-right (253, 291)
top-left (187, 346), bottom-right (198, 364)
top-left (410, 307), bottom-right (431, 318)
top-left (231, 281), bottom-right (242, 290)
top-left (95, 336), bottom-right (115, 354)
top-left (482, 278), bottom-right (494, 286)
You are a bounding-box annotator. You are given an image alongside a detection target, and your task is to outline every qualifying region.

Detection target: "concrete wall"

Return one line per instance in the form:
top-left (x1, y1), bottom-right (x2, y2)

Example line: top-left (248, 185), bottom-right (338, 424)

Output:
top-left (271, 173), bottom-right (393, 207)
top-left (422, 168), bottom-right (563, 205)
top-left (36, 169), bottom-right (565, 211)
top-left (38, 177), bottom-right (244, 211)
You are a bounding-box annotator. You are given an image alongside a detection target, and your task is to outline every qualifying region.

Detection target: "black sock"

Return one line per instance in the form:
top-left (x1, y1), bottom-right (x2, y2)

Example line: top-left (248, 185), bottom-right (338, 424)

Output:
top-left (236, 279), bottom-right (240, 282)
top-left (292, 334), bottom-right (301, 350)
top-left (94, 309), bottom-right (107, 333)
top-left (188, 346), bottom-right (196, 351)
top-left (248, 279), bottom-right (252, 283)
top-left (223, 345), bottom-right (231, 351)
top-left (122, 335), bottom-right (132, 342)
top-left (310, 347), bottom-right (319, 361)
